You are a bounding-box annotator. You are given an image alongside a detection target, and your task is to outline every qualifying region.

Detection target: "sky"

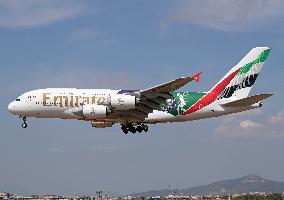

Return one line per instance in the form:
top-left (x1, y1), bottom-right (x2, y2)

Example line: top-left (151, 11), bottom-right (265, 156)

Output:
top-left (0, 0), bottom-right (284, 196)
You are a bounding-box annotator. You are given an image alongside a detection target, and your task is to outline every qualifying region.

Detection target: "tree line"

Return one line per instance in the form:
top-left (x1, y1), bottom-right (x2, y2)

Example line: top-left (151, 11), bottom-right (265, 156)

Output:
top-left (233, 193), bottom-right (283, 200)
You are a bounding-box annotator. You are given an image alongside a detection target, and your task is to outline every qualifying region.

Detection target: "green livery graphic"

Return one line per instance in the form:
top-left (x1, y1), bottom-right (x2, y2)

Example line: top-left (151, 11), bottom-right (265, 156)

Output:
top-left (237, 49), bottom-right (270, 76)
top-left (161, 92), bottom-right (206, 116)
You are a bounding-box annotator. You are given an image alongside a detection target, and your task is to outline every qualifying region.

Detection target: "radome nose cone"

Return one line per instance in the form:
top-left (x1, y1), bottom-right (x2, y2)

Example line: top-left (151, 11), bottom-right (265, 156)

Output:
top-left (8, 102), bottom-right (15, 113)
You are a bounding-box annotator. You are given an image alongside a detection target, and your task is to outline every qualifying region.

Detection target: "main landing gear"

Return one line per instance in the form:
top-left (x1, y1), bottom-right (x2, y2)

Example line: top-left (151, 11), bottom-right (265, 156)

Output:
top-left (19, 116), bottom-right (27, 128)
top-left (121, 124), bottom-right (148, 134)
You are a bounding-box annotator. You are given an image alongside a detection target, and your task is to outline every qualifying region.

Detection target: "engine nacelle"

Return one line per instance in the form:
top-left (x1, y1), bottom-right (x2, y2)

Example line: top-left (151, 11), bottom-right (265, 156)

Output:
top-left (82, 104), bottom-right (108, 118)
top-left (110, 94), bottom-right (136, 110)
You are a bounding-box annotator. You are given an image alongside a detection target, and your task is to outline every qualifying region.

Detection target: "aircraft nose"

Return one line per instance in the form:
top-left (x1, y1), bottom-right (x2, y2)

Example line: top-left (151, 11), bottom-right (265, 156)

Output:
top-left (8, 101), bottom-right (16, 114)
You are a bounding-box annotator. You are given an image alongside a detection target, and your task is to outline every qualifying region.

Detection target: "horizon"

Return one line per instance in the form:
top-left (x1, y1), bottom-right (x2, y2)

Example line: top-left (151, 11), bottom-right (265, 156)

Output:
top-left (1, 174), bottom-right (284, 196)
top-left (1, 0), bottom-right (284, 196)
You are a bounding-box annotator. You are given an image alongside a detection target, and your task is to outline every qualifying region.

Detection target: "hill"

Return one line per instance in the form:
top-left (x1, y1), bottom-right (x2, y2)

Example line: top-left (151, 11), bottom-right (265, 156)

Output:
top-left (132, 174), bottom-right (284, 197)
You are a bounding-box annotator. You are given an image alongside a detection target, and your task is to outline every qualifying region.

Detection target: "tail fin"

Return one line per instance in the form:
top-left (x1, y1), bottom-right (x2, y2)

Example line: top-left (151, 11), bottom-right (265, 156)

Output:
top-left (213, 47), bottom-right (271, 100)
top-left (180, 47), bottom-right (271, 116)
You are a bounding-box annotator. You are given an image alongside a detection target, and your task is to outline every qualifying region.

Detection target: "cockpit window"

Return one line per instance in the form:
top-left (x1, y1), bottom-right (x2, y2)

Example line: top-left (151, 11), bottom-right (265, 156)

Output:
top-left (16, 99), bottom-right (20, 101)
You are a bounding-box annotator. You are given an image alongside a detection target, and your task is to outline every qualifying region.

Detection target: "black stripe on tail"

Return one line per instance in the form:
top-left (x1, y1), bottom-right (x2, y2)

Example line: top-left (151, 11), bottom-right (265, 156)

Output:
top-left (218, 73), bottom-right (259, 99)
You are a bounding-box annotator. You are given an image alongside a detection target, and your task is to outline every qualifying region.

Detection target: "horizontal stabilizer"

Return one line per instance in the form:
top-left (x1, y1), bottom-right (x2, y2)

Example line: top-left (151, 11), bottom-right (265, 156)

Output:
top-left (221, 93), bottom-right (274, 107)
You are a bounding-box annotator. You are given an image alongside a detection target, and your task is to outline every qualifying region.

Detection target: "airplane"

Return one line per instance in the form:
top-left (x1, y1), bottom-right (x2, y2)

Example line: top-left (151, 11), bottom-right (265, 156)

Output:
top-left (8, 47), bottom-right (273, 134)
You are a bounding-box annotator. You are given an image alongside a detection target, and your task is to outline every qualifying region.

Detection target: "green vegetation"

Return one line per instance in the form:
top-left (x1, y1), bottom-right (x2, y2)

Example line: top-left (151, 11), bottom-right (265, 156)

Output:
top-left (233, 193), bottom-right (283, 200)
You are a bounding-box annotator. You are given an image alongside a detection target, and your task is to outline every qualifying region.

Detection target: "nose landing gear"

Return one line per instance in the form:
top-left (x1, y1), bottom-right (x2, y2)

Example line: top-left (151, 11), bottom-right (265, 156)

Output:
top-left (22, 122), bottom-right (27, 128)
top-left (20, 116), bottom-right (27, 128)
top-left (121, 124), bottom-right (148, 134)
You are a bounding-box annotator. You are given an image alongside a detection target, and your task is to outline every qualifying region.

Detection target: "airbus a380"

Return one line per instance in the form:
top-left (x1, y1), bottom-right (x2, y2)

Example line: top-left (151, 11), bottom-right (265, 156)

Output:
top-left (8, 47), bottom-right (273, 134)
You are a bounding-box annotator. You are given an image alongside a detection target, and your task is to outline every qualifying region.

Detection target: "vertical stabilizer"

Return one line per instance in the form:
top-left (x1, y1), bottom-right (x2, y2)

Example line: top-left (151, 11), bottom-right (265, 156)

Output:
top-left (181, 47), bottom-right (271, 116)
top-left (215, 47), bottom-right (271, 100)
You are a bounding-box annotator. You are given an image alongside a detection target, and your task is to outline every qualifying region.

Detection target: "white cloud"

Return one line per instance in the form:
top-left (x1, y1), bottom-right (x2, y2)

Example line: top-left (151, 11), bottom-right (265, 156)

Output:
top-left (215, 119), bottom-right (262, 139)
top-left (170, 0), bottom-right (284, 31)
top-left (0, 0), bottom-right (88, 28)
top-left (240, 120), bottom-right (261, 129)
top-left (215, 109), bottom-right (284, 140)
top-left (269, 109), bottom-right (284, 124)
top-left (214, 125), bottom-right (228, 134)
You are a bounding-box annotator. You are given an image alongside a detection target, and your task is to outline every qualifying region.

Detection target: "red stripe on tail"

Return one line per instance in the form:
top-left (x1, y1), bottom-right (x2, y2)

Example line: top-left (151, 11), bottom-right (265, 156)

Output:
top-left (181, 69), bottom-right (240, 115)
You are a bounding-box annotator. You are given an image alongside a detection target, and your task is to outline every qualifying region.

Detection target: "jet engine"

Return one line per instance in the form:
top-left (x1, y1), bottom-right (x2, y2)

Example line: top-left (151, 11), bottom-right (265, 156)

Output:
top-left (82, 104), bottom-right (108, 118)
top-left (110, 94), bottom-right (137, 110)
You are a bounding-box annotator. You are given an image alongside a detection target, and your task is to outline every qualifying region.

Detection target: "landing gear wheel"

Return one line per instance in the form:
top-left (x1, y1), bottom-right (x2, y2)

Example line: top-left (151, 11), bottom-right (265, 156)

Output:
top-left (121, 125), bottom-right (128, 134)
top-left (130, 128), bottom-right (136, 134)
top-left (20, 116), bottom-right (28, 128)
top-left (121, 124), bottom-right (149, 134)
top-left (125, 123), bottom-right (136, 134)
top-left (136, 126), bottom-right (143, 133)
top-left (22, 122), bottom-right (27, 128)
top-left (143, 125), bottom-right (148, 132)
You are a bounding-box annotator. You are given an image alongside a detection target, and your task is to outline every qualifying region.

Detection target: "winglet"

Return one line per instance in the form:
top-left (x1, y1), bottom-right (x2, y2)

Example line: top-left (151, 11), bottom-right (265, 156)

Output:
top-left (192, 72), bottom-right (202, 82)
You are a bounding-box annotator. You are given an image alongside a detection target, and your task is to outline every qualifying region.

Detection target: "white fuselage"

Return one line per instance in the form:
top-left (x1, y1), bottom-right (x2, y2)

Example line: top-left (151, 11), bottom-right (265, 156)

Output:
top-left (8, 88), bottom-right (260, 125)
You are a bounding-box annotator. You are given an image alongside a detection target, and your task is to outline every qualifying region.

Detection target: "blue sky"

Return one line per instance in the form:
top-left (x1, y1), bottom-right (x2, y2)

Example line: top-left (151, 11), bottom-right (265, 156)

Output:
top-left (1, 0), bottom-right (284, 196)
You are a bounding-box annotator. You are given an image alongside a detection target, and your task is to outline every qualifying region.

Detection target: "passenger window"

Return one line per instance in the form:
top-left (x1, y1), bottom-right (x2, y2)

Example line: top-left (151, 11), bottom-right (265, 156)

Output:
top-left (16, 99), bottom-right (20, 101)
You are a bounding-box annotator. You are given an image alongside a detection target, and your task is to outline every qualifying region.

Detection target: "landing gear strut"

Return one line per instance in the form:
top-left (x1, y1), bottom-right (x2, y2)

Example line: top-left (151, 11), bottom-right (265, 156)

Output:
top-left (121, 124), bottom-right (148, 134)
top-left (121, 124), bottom-right (128, 134)
top-left (20, 116), bottom-right (27, 128)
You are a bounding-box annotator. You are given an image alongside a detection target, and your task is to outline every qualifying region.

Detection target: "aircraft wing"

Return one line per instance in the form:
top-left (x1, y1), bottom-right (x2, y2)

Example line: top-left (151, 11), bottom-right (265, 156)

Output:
top-left (114, 72), bottom-right (202, 121)
top-left (140, 77), bottom-right (193, 94)
top-left (140, 72), bottom-right (202, 95)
